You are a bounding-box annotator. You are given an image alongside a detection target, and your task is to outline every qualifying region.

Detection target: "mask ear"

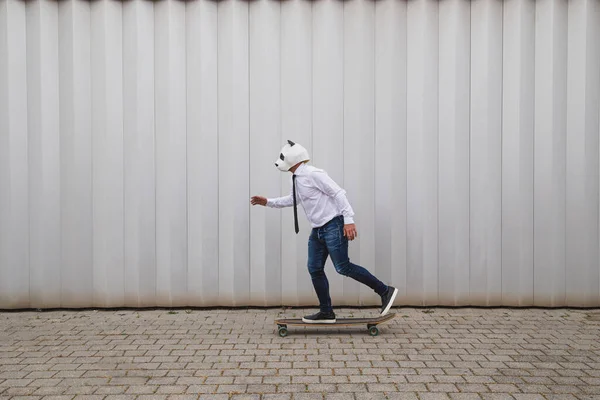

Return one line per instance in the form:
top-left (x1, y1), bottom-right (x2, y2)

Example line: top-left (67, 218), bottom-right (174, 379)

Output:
top-left (287, 140), bottom-right (295, 147)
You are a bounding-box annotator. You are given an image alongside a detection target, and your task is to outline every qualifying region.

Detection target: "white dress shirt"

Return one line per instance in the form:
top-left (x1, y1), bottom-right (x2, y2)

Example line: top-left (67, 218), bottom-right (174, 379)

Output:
top-left (266, 162), bottom-right (355, 228)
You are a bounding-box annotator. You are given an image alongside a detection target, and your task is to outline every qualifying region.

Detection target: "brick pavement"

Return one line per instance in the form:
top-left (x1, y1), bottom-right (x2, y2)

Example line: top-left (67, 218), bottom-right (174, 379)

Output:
top-left (1, 307), bottom-right (599, 400)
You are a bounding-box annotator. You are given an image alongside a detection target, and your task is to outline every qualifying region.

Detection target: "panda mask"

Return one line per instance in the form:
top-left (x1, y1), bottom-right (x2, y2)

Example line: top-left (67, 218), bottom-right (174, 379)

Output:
top-left (274, 140), bottom-right (310, 172)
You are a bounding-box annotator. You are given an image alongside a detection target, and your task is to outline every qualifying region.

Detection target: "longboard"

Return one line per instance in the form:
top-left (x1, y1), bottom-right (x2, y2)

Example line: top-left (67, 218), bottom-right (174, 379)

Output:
top-left (275, 312), bottom-right (396, 337)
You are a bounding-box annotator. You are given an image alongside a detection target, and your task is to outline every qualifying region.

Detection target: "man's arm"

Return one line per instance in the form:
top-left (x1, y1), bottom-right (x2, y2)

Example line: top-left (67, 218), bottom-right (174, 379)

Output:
top-left (251, 193), bottom-right (293, 208)
top-left (266, 193), bottom-right (293, 208)
top-left (251, 181), bottom-right (294, 208)
top-left (267, 181), bottom-right (294, 208)
top-left (311, 170), bottom-right (355, 224)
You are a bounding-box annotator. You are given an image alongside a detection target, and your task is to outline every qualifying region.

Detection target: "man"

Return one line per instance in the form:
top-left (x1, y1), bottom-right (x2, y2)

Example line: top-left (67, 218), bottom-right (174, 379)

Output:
top-left (250, 140), bottom-right (398, 323)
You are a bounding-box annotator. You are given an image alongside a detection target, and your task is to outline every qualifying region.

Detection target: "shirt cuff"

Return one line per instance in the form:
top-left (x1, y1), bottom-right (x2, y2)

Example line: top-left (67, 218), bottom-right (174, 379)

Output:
top-left (343, 216), bottom-right (354, 225)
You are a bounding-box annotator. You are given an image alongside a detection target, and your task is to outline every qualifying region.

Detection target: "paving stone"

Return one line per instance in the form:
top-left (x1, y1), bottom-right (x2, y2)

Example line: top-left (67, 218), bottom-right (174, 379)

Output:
top-left (63, 386), bottom-right (96, 395)
top-left (109, 377), bottom-right (148, 385)
top-left (437, 375), bottom-right (466, 384)
top-left (407, 375), bottom-right (436, 383)
top-left (518, 384), bottom-right (552, 394)
top-left (337, 384), bottom-right (367, 393)
top-left (11, 397), bottom-right (41, 400)
top-left (293, 376), bottom-right (320, 384)
top-left (320, 376), bottom-right (350, 384)
top-left (264, 395), bottom-right (292, 400)
top-left (278, 384), bottom-right (308, 393)
top-left (449, 395), bottom-right (482, 400)
top-left (0, 379), bottom-right (33, 387)
top-left (31, 387), bottom-right (66, 396)
top-left (216, 384), bottom-right (248, 394)
top-left (234, 376), bottom-right (263, 385)
top-left (549, 386), bottom-right (582, 394)
top-left (205, 377), bottom-right (234, 385)
top-left (245, 384), bottom-right (277, 393)
top-left (349, 376), bottom-right (378, 384)
top-left (185, 385), bottom-right (218, 394)
top-left (305, 384), bottom-right (335, 392)
top-left (353, 395), bottom-right (389, 400)
top-left (385, 394), bottom-right (419, 400)
top-left (366, 384), bottom-right (397, 392)
top-left (324, 395), bottom-right (356, 400)
top-left (26, 372), bottom-right (58, 380)
top-left (125, 386), bottom-right (158, 394)
top-left (464, 376), bottom-right (496, 384)
top-left (0, 372), bottom-right (29, 380)
top-left (155, 386), bottom-right (186, 394)
top-left (5, 388), bottom-right (37, 396)
top-left (427, 383), bottom-right (459, 392)
top-left (493, 376), bottom-right (525, 385)
top-left (198, 395), bottom-right (227, 400)
top-left (264, 377), bottom-right (292, 385)
top-left (94, 386), bottom-right (127, 395)
top-left (488, 384), bottom-right (520, 393)
top-left (579, 386), bottom-right (600, 395)
top-left (419, 394), bottom-right (451, 400)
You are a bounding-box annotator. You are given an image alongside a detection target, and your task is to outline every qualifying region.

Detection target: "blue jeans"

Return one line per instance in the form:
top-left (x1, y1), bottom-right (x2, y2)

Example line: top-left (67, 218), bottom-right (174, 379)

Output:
top-left (307, 215), bottom-right (388, 313)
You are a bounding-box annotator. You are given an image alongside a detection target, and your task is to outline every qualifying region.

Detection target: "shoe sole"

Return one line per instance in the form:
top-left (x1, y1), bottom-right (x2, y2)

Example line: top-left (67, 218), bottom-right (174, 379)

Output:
top-left (301, 318), bottom-right (336, 324)
top-left (381, 287), bottom-right (398, 316)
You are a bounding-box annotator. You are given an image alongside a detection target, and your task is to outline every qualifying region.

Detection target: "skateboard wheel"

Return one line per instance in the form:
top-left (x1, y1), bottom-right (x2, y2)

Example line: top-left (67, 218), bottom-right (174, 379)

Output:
top-left (278, 327), bottom-right (288, 337)
top-left (368, 326), bottom-right (379, 336)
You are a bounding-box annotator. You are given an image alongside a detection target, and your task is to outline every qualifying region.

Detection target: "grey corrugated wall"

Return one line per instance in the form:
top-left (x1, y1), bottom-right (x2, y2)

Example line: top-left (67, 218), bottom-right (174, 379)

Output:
top-left (1, 0), bottom-right (599, 309)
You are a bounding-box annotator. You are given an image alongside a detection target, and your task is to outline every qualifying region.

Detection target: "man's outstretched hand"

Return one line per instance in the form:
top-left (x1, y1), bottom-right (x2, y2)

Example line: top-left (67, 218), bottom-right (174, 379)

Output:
top-left (344, 223), bottom-right (357, 241)
top-left (250, 196), bottom-right (267, 206)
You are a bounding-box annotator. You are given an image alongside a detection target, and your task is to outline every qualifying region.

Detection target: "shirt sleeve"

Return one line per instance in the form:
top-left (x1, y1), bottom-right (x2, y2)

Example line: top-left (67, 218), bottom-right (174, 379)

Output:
top-left (266, 184), bottom-right (294, 208)
top-left (266, 195), bottom-right (293, 208)
top-left (311, 170), bottom-right (355, 224)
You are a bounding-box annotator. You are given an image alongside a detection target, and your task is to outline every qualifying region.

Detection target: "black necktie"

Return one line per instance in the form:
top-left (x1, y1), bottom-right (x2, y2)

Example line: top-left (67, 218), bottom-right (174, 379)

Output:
top-left (292, 174), bottom-right (299, 234)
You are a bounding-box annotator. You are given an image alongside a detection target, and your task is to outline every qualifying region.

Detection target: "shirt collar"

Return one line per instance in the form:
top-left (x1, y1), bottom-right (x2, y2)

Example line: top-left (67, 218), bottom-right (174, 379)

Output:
top-left (293, 162), bottom-right (308, 176)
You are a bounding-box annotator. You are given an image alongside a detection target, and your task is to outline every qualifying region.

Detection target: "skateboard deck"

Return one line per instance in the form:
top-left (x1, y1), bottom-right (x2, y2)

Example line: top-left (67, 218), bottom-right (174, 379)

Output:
top-left (275, 312), bottom-right (396, 337)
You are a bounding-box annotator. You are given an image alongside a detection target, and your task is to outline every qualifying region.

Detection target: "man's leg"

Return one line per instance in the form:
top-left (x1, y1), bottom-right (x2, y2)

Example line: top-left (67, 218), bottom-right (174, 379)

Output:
top-left (323, 219), bottom-right (387, 295)
top-left (306, 228), bottom-right (332, 314)
top-left (324, 217), bottom-right (398, 315)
